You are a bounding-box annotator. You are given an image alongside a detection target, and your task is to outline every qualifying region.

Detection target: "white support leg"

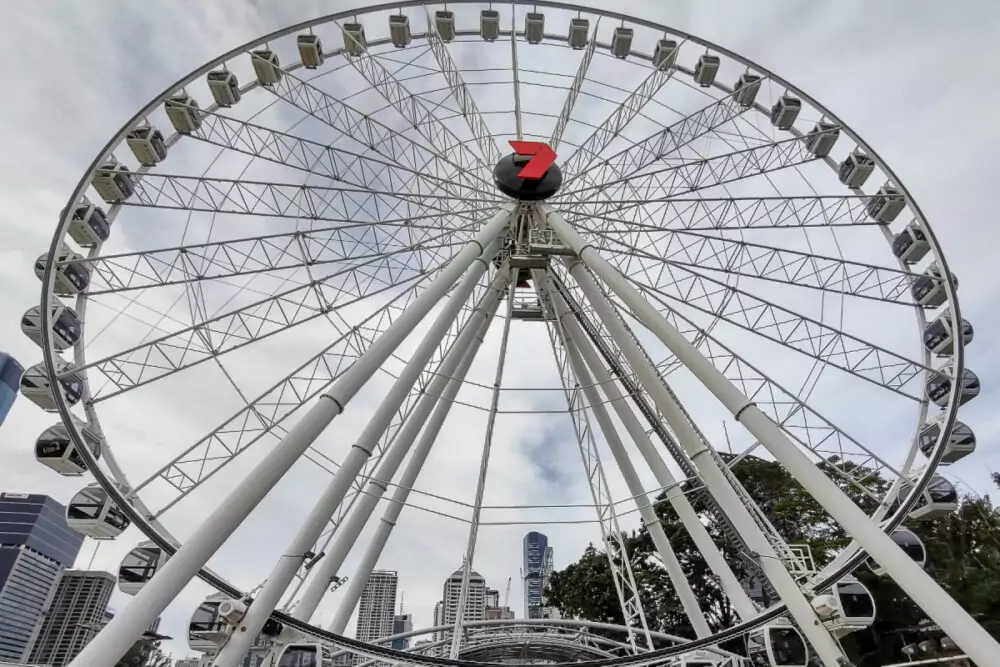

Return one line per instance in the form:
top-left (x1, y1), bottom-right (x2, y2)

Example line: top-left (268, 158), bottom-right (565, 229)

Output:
top-left (541, 224), bottom-right (846, 666)
top-left (449, 266), bottom-right (518, 658)
top-left (291, 271), bottom-right (508, 622)
top-left (67, 207), bottom-right (512, 667)
top-left (560, 322), bottom-right (712, 638)
top-left (544, 204), bottom-right (1000, 666)
top-left (544, 278), bottom-right (757, 623)
top-left (329, 296), bottom-right (500, 634)
top-left (212, 239), bottom-right (508, 667)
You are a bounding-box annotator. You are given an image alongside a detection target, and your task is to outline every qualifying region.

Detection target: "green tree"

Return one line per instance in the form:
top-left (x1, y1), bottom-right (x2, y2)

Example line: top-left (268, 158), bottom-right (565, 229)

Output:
top-left (547, 455), bottom-right (1000, 665)
top-left (115, 638), bottom-right (172, 667)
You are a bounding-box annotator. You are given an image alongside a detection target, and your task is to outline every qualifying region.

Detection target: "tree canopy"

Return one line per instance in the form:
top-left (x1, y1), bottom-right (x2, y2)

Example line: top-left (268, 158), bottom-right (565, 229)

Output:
top-left (114, 638), bottom-right (172, 667)
top-left (546, 455), bottom-right (1000, 665)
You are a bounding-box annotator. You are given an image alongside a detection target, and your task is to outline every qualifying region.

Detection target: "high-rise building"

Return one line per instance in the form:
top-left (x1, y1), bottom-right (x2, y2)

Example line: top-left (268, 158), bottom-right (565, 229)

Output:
top-left (391, 612), bottom-right (413, 650)
top-left (432, 600), bottom-right (445, 641)
top-left (441, 567), bottom-right (486, 641)
top-left (485, 587), bottom-right (500, 609)
top-left (356, 570), bottom-right (398, 644)
top-left (522, 532), bottom-right (548, 619)
top-left (0, 493), bottom-right (83, 662)
top-left (28, 570), bottom-right (115, 666)
top-left (541, 545), bottom-right (557, 618)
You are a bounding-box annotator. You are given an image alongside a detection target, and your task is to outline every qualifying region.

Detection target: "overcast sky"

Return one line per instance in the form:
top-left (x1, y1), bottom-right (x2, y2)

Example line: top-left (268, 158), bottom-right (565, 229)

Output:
top-left (2, 0), bottom-right (1000, 662)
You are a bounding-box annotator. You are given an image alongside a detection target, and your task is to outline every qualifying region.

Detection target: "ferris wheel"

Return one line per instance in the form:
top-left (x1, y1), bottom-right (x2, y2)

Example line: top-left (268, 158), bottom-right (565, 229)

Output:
top-left (23, 1), bottom-right (994, 666)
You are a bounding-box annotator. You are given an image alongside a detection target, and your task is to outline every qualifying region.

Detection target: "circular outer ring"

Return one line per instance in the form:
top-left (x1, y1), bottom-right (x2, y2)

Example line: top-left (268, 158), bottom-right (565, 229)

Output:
top-left (41, 1), bottom-right (963, 663)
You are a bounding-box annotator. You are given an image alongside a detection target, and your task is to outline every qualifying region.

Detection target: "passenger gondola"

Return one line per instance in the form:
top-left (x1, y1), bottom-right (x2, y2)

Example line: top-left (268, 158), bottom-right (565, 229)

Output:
top-left (911, 262), bottom-right (958, 308)
top-left (91, 158), bottom-right (136, 203)
top-left (904, 474), bottom-right (959, 520)
top-left (118, 541), bottom-right (166, 595)
top-left (925, 365), bottom-right (979, 408)
top-left (770, 95), bottom-right (801, 130)
top-left (67, 198), bottom-right (111, 247)
top-left (922, 310), bottom-right (973, 357)
top-left (34, 244), bottom-right (91, 296)
top-left (22, 302), bottom-right (82, 352)
top-left (188, 596), bottom-right (231, 653)
top-left (652, 39), bottom-right (678, 70)
top-left (277, 642), bottom-right (334, 667)
top-left (811, 577), bottom-right (876, 637)
top-left (918, 415), bottom-right (975, 464)
top-left (20, 359), bottom-right (83, 412)
top-left (250, 49), bottom-right (282, 86)
top-left (804, 121), bottom-right (839, 157)
top-left (693, 54), bottom-right (720, 86)
top-left (298, 33), bottom-right (325, 67)
top-left (126, 125), bottom-right (167, 166)
top-left (35, 420), bottom-right (101, 475)
top-left (746, 624), bottom-right (808, 667)
top-left (892, 221), bottom-right (930, 264)
top-left (868, 528), bottom-right (926, 576)
top-left (207, 69), bottom-right (241, 107)
top-left (568, 17), bottom-right (589, 49)
top-left (164, 93), bottom-right (202, 133)
top-left (480, 9), bottom-right (501, 42)
top-left (66, 483), bottom-right (130, 539)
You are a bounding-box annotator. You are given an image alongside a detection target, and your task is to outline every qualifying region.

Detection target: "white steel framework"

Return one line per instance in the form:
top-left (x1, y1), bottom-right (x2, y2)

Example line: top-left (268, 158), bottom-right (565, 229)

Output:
top-left (24, 3), bottom-right (988, 667)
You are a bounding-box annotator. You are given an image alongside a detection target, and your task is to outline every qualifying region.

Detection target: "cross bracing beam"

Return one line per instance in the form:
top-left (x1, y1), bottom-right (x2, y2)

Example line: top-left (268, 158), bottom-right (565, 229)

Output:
top-left (423, 8), bottom-right (502, 166)
top-left (265, 62), bottom-right (494, 194)
top-left (337, 25), bottom-right (494, 180)
top-left (576, 220), bottom-right (917, 304)
top-left (124, 172), bottom-right (500, 224)
top-left (615, 258), bottom-right (928, 397)
top-left (549, 18), bottom-right (600, 151)
top-left (555, 195), bottom-right (881, 232)
top-left (133, 262), bottom-right (498, 513)
top-left (559, 61), bottom-right (680, 181)
top-left (75, 213), bottom-right (477, 295)
top-left (559, 128), bottom-right (840, 215)
top-left (559, 85), bottom-right (748, 192)
top-left (77, 240), bottom-right (458, 401)
top-left (538, 276), bottom-right (653, 654)
top-left (186, 105), bottom-right (496, 203)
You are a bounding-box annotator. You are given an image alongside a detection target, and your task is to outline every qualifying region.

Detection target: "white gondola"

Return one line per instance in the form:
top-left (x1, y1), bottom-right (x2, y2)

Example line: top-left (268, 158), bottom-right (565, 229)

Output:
top-left (611, 26), bottom-right (633, 59)
top-left (35, 421), bottom-right (101, 476)
top-left (904, 474), bottom-right (959, 520)
top-left (277, 642), bottom-right (334, 667)
top-left (20, 359), bottom-right (83, 412)
top-left (892, 221), bottom-right (930, 264)
top-left (919, 416), bottom-right (976, 464)
top-left (811, 577), bottom-right (875, 637)
top-left (922, 311), bottom-right (973, 357)
top-left (251, 49), bottom-right (282, 86)
top-left (297, 34), bottom-right (324, 67)
top-left (653, 39), bottom-right (678, 70)
top-left (568, 17), bottom-right (589, 49)
top-left (435, 10), bottom-right (456, 42)
top-left (34, 245), bottom-right (90, 296)
top-left (746, 625), bottom-right (808, 667)
top-left (342, 22), bottom-right (367, 55)
top-left (118, 541), bottom-right (165, 595)
top-left (925, 364), bottom-right (979, 408)
top-left (525, 12), bottom-right (545, 44)
top-left (676, 650), bottom-right (719, 666)
top-left (733, 73), bottom-right (761, 107)
top-left (22, 302), bottom-right (81, 352)
top-left (693, 54), bottom-right (720, 86)
top-left (92, 158), bottom-right (136, 203)
top-left (67, 198), bottom-right (110, 247)
top-left (769, 95), bottom-right (801, 130)
top-left (911, 262), bottom-right (957, 308)
top-left (388, 15), bottom-right (410, 48)
top-left (164, 93), bottom-right (202, 133)
top-left (481, 9), bottom-right (500, 41)
top-left (837, 149), bottom-right (875, 188)
top-left (866, 183), bottom-right (906, 223)
top-left (868, 528), bottom-right (926, 576)
top-left (207, 69), bottom-right (241, 106)
top-left (803, 121), bottom-right (839, 157)
top-left (188, 596), bottom-right (231, 653)
top-left (127, 127), bottom-right (166, 168)
top-left (66, 483), bottom-right (130, 539)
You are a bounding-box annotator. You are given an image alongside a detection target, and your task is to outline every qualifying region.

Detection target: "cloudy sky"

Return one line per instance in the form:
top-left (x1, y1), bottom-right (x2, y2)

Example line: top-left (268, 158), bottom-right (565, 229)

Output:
top-left (2, 0), bottom-right (1000, 662)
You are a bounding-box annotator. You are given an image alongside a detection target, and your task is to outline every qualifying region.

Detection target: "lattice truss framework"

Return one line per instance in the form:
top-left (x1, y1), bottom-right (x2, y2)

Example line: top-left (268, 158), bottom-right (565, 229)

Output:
top-left (48, 2), bottom-right (949, 629)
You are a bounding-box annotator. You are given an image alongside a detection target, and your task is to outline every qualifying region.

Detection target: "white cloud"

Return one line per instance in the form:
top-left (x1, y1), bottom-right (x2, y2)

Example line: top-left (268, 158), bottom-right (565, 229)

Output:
top-left (1, 0), bottom-right (999, 662)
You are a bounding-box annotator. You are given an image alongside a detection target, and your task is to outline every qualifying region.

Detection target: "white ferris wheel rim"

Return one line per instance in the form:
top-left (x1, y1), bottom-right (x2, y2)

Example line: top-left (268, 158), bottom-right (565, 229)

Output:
top-left (37, 0), bottom-right (967, 663)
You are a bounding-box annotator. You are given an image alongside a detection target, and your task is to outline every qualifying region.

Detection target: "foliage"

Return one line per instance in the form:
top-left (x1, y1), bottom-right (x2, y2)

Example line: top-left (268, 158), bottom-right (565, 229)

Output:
top-left (546, 454), bottom-right (1000, 665)
top-left (115, 638), bottom-right (172, 667)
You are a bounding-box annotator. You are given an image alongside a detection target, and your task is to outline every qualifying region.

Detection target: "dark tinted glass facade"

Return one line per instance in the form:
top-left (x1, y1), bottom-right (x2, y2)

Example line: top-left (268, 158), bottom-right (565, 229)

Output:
top-left (522, 531), bottom-right (548, 619)
top-left (0, 353), bottom-right (23, 428)
top-left (0, 493), bottom-right (84, 566)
